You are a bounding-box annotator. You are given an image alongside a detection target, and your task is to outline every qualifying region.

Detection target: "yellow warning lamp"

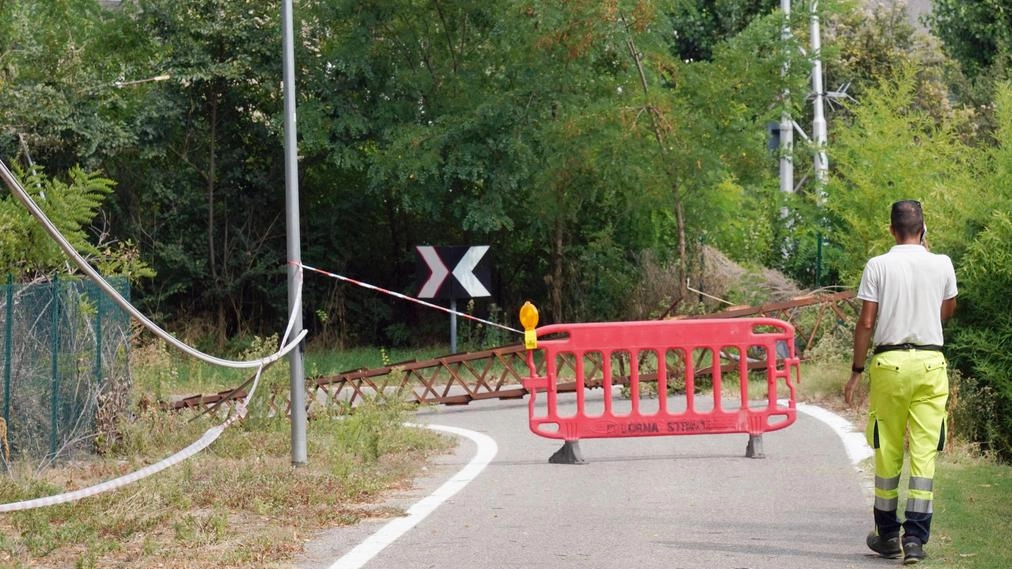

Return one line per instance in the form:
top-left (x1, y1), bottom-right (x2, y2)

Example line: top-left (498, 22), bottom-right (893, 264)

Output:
top-left (519, 301), bottom-right (539, 349)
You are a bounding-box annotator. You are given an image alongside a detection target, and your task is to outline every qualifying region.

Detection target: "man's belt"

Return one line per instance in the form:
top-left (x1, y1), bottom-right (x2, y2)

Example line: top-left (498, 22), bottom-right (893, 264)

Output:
top-left (873, 343), bottom-right (943, 355)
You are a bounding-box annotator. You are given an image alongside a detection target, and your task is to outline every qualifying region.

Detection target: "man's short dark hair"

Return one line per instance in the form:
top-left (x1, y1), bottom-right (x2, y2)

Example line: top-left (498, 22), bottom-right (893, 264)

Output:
top-left (891, 200), bottom-right (924, 239)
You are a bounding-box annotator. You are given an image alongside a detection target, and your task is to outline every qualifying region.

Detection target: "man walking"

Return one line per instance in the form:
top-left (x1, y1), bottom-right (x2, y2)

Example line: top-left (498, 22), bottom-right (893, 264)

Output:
top-left (844, 200), bottom-right (958, 564)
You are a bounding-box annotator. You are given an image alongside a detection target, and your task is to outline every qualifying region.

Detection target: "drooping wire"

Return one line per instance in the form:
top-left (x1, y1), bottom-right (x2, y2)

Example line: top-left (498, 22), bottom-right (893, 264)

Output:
top-left (0, 159), bottom-right (307, 368)
top-left (0, 158), bottom-right (305, 511)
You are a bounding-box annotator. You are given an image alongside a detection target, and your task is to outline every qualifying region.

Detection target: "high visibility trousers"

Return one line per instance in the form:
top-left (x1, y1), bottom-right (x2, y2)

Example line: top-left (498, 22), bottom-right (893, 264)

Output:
top-left (865, 349), bottom-right (948, 545)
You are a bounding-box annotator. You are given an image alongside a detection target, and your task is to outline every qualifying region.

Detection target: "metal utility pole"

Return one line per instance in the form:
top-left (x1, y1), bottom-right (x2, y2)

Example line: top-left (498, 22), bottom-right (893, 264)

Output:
top-left (779, 0), bottom-right (794, 194)
top-left (810, 1), bottom-right (829, 193)
top-left (282, 0), bottom-right (307, 466)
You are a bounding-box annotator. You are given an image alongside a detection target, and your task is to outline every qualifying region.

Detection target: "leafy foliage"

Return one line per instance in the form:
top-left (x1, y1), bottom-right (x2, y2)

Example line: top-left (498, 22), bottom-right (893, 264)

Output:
top-left (827, 72), bottom-right (1012, 460)
top-left (666, 0), bottom-right (777, 62)
top-left (821, 67), bottom-right (970, 283)
top-left (946, 83), bottom-right (1012, 461)
top-left (928, 0), bottom-right (1012, 80)
top-left (950, 210), bottom-right (1012, 459)
top-left (0, 165), bottom-right (153, 280)
top-left (0, 0), bottom-right (150, 170)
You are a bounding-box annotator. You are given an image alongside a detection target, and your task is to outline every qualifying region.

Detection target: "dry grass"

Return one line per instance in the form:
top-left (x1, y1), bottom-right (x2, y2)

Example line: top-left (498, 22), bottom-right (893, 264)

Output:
top-left (625, 246), bottom-right (805, 320)
top-left (698, 246), bottom-right (803, 307)
top-left (0, 402), bottom-right (452, 569)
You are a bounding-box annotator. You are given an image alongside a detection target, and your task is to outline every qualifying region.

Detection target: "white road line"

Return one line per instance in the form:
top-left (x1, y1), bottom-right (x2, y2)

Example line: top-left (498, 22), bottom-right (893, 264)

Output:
top-left (797, 403), bottom-right (873, 465)
top-left (326, 423), bottom-right (497, 569)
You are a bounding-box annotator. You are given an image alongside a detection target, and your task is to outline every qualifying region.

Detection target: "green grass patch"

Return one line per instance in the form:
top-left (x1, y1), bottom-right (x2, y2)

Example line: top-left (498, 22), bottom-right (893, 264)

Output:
top-left (930, 457), bottom-right (1012, 568)
top-left (798, 360), bottom-right (852, 406)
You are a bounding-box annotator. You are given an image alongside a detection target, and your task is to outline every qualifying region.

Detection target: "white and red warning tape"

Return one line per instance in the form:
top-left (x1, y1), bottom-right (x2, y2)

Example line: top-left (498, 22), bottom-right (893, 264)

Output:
top-left (298, 262), bottom-right (522, 335)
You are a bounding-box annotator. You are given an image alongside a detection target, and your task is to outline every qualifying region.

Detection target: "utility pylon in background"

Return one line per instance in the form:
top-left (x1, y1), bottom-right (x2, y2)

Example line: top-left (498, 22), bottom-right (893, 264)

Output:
top-left (809, 1), bottom-right (828, 193)
top-left (779, 0), bottom-right (794, 195)
top-left (780, 1), bottom-right (837, 197)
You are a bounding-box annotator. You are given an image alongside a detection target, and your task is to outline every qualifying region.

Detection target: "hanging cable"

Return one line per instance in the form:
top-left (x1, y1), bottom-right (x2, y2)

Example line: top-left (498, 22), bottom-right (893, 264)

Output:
top-left (0, 159), bottom-right (307, 369)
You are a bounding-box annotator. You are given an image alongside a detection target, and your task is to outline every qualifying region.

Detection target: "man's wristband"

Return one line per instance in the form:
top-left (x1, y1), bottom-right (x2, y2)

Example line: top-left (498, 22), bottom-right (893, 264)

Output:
top-left (852, 364), bottom-right (865, 374)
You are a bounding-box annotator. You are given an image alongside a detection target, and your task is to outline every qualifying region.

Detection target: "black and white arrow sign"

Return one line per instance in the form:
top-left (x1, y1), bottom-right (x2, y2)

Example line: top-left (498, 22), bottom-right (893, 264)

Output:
top-left (416, 245), bottom-right (492, 299)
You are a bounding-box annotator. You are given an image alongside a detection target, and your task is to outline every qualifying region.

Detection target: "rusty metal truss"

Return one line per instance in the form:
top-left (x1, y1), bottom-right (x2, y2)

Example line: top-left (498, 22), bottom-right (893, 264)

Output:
top-left (167, 290), bottom-right (857, 416)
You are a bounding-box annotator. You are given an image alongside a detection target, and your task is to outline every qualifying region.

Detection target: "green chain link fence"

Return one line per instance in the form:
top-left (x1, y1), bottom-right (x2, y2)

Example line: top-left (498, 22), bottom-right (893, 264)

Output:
top-left (1, 275), bottom-right (131, 463)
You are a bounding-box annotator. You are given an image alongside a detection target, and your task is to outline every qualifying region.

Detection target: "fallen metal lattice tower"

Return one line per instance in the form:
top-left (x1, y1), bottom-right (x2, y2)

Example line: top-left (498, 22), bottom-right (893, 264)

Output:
top-left (168, 291), bottom-right (858, 417)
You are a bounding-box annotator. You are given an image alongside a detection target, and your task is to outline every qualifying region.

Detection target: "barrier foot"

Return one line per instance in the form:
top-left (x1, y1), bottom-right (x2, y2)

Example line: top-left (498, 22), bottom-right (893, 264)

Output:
top-left (549, 440), bottom-right (586, 465)
top-left (745, 434), bottom-right (765, 459)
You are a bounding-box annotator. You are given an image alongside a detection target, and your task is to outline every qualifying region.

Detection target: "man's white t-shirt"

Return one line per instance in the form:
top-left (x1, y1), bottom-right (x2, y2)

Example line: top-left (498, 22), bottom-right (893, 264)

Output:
top-left (856, 244), bottom-right (958, 346)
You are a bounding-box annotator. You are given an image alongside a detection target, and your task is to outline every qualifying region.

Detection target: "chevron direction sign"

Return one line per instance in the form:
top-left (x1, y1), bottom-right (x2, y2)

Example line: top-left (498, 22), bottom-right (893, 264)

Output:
top-left (416, 245), bottom-right (492, 300)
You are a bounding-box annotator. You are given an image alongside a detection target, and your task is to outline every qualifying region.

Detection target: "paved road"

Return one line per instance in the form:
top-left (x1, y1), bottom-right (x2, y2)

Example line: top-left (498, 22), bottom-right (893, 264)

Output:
top-left (294, 393), bottom-right (886, 569)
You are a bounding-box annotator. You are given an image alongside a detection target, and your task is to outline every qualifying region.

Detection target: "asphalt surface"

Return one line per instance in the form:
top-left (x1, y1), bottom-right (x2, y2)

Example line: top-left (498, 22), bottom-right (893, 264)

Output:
top-left (293, 392), bottom-right (890, 569)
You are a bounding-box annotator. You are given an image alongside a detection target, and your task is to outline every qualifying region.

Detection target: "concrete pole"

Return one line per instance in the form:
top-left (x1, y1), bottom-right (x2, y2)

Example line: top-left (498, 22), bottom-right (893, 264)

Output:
top-left (282, 0), bottom-right (307, 466)
top-left (810, 1), bottom-right (828, 193)
top-left (780, 0), bottom-right (794, 194)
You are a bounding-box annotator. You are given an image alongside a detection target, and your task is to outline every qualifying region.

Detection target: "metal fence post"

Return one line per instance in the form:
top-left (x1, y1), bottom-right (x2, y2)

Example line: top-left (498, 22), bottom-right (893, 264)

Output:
top-left (49, 276), bottom-right (60, 457)
top-left (3, 274), bottom-right (12, 429)
top-left (94, 287), bottom-right (103, 385)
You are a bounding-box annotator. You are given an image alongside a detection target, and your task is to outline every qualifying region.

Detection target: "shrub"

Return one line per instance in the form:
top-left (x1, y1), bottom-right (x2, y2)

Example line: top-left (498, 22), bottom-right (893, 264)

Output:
top-left (949, 210), bottom-right (1012, 461)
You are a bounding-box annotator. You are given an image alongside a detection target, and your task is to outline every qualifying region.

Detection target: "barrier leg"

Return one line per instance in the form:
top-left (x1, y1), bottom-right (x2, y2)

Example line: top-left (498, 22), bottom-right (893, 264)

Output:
top-left (746, 434), bottom-right (765, 459)
top-left (549, 440), bottom-right (586, 465)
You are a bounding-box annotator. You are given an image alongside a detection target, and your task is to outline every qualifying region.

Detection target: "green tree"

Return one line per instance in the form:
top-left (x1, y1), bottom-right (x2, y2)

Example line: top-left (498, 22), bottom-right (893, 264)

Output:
top-left (0, 164), bottom-right (152, 281)
top-left (2, 0), bottom-right (848, 346)
top-left (0, 0), bottom-right (154, 283)
top-left (823, 1), bottom-right (972, 133)
top-left (929, 0), bottom-right (1012, 81)
top-left (825, 70), bottom-right (1012, 459)
top-left (0, 0), bottom-right (152, 170)
top-left (97, 0), bottom-right (291, 345)
top-left (666, 0), bottom-right (776, 61)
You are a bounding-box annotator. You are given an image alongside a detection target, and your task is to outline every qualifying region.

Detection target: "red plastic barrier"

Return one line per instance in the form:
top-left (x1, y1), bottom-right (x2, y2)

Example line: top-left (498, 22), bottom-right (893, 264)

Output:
top-left (522, 318), bottom-right (800, 462)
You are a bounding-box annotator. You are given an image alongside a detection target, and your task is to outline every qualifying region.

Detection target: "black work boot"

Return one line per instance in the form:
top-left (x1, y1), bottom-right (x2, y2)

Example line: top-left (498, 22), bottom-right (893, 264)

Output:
top-left (903, 538), bottom-right (926, 564)
top-left (866, 531), bottom-right (902, 559)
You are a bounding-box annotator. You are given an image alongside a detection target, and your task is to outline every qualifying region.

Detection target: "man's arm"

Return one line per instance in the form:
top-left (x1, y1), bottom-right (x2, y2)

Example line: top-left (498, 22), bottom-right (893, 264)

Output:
top-left (941, 296), bottom-right (957, 323)
top-left (845, 300), bottom-right (878, 406)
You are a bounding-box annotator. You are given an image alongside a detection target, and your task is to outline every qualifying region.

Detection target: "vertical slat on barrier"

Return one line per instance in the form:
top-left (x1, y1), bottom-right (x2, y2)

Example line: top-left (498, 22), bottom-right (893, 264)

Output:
top-left (546, 350), bottom-right (558, 419)
top-left (601, 351), bottom-right (614, 416)
top-left (628, 350), bottom-right (640, 416)
top-left (656, 348), bottom-right (668, 414)
top-left (766, 340), bottom-right (777, 406)
top-left (773, 339), bottom-right (782, 400)
top-left (735, 345), bottom-right (747, 409)
top-left (710, 345), bottom-right (723, 412)
top-left (574, 350), bottom-right (585, 417)
top-left (684, 348), bottom-right (696, 413)
top-left (49, 276), bottom-right (60, 458)
top-left (3, 274), bottom-right (12, 428)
